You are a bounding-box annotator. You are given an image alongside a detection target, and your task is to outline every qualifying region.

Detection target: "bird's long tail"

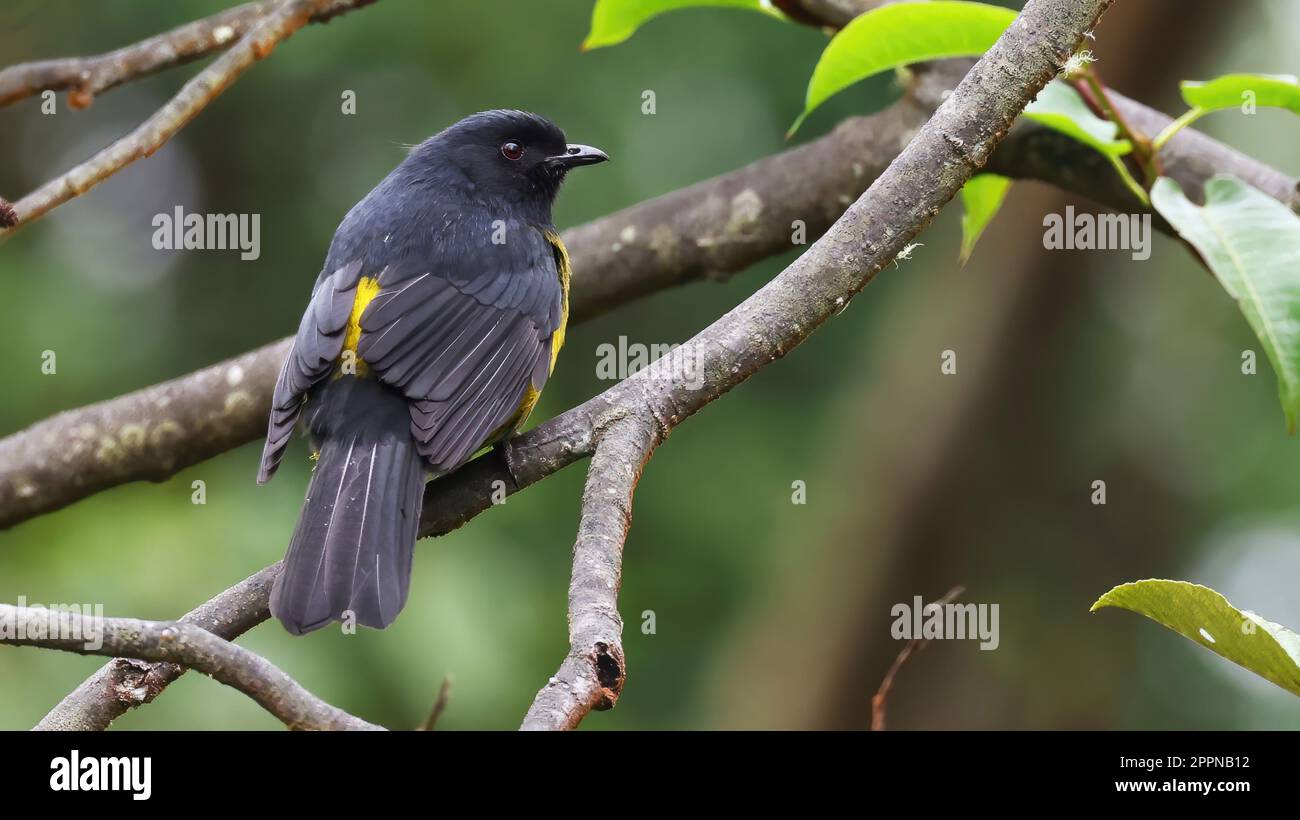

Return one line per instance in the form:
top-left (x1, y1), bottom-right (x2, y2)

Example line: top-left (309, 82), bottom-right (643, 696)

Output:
top-left (270, 383), bottom-right (425, 635)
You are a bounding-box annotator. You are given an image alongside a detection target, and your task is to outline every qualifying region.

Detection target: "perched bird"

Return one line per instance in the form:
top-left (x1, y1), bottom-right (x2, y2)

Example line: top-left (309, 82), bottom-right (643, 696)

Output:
top-left (257, 110), bottom-right (608, 635)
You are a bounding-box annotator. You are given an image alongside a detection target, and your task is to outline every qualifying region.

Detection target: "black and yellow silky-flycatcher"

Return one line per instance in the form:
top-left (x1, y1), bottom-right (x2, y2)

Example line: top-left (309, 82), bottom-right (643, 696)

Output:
top-left (257, 110), bottom-right (608, 635)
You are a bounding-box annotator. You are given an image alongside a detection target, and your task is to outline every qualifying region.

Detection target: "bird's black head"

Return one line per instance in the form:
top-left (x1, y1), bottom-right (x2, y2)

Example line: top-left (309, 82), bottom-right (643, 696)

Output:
top-left (406, 110), bottom-right (608, 218)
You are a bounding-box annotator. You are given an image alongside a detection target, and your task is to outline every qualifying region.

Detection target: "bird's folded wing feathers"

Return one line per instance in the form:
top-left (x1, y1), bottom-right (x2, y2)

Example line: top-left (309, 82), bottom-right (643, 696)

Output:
top-left (257, 259), bottom-right (364, 483)
top-left (356, 246), bottom-right (559, 475)
top-left (258, 227), bottom-right (563, 480)
top-left (358, 233), bottom-right (563, 474)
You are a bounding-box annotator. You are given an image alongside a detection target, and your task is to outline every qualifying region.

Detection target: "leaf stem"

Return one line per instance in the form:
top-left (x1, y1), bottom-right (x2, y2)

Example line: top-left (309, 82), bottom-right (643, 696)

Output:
top-left (1153, 107), bottom-right (1205, 151)
top-left (1107, 154), bottom-right (1151, 206)
top-left (1080, 68), bottom-right (1160, 183)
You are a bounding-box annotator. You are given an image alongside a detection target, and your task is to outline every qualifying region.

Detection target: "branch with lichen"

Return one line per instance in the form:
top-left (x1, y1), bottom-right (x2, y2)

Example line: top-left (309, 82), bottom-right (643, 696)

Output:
top-left (3, 602), bottom-right (380, 730)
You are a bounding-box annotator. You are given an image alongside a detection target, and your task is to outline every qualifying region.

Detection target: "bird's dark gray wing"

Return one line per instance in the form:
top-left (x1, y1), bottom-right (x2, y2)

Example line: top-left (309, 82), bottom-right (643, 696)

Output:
top-left (257, 259), bottom-right (364, 483)
top-left (356, 230), bottom-right (562, 474)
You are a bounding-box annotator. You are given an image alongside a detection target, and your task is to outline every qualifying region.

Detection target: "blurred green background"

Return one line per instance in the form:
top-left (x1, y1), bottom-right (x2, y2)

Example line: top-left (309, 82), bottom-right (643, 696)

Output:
top-left (1, 0), bottom-right (1297, 730)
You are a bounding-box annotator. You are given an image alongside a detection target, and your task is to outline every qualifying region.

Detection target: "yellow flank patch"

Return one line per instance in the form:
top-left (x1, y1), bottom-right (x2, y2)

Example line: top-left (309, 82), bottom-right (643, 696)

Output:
top-left (479, 234), bottom-right (570, 450)
top-left (337, 275), bottom-right (381, 378)
top-left (514, 384), bottom-right (542, 428)
top-left (487, 384), bottom-right (541, 447)
top-left (544, 230), bottom-right (571, 375)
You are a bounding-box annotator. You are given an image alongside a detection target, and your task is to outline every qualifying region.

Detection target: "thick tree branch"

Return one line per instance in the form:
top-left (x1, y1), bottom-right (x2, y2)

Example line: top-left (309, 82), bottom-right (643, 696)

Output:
top-left (0, 0), bottom-right (337, 239)
top-left (3, 602), bottom-right (380, 730)
top-left (0, 111), bottom-right (916, 531)
top-left (0, 0), bottom-right (377, 109)
top-left (519, 413), bottom-right (656, 730)
top-left (8, 81), bottom-right (1293, 534)
top-left (0, 341), bottom-right (291, 530)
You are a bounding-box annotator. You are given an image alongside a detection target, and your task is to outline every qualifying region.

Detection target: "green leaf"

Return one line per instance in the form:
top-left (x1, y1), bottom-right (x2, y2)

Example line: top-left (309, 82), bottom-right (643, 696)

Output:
top-left (1022, 80), bottom-right (1132, 157)
top-left (790, 1), bottom-right (1017, 135)
top-left (582, 0), bottom-right (785, 50)
top-left (1092, 580), bottom-right (1300, 696)
top-left (1156, 74), bottom-right (1300, 149)
top-left (1151, 175), bottom-right (1300, 432)
top-left (1021, 81), bottom-right (1148, 205)
top-left (958, 174), bottom-right (1011, 265)
top-left (1181, 73), bottom-right (1300, 116)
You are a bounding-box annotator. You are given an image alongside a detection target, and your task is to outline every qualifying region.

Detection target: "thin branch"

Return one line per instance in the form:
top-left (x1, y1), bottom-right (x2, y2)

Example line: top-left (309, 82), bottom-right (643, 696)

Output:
top-left (34, 564), bottom-right (279, 731)
top-left (871, 585), bottom-right (964, 731)
top-left (419, 673), bottom-right (454, 731)
top-left (520, 414), bottom-right (657, 730)
top-left (0, 0), bottom-right (336, 239)
top-left (0, 0), bottom-right (377, 109)
top-left (3, 603), bottom-right (380, 730)
top-left (1080, 70), bottom-right (1152, 160)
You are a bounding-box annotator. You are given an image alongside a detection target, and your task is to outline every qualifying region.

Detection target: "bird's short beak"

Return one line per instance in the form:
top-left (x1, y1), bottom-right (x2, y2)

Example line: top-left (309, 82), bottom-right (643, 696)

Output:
top-left (549, 143), bottom-right (609, 169)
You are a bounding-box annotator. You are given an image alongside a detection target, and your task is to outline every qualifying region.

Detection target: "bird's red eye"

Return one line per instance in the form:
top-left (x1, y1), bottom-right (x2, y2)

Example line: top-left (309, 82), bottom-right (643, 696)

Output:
top-left (501, 141), bottom-right (524, 161)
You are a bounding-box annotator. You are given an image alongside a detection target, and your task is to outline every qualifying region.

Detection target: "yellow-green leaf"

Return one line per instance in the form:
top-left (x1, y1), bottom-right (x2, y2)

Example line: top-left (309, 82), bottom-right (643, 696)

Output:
top-left (791, 1), bottom-right (1017, 135)
top-left (959, 174), bottom-right (1011, 265)
top-left (582, 0), bottom-right (785, 51)
top-left (1181, 73), bottom-right (1300, 116)
top-left (1022, 80), bottom-right (1132, 158)
top-left (1092, 580), bottom-right (1300, 696)
top-left (1020, 81), bottom-right (1148, 205)
top-left (1151, 175), bottom-right (1300, 432)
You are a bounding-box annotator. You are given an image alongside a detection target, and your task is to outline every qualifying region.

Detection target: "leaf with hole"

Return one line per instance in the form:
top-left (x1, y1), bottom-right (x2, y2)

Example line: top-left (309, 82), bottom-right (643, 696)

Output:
top-left (1151, 175), bottom-right (1300, 432)
top-left (1092, 580), bottom-right (1300, 696)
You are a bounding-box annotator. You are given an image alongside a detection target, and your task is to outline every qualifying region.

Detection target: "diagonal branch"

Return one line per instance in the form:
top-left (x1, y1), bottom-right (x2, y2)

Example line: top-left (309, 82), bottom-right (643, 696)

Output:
top-left (0, 0), bottom-right (377, 110)
top-left (5, 77), bottom-right (1293, 534)
top-left (3, 602), bottom-right (380, 730)
top-left (519, 0), bottom-right (1115, 729)
top-left (0, 0), bottom-right (337, 239)
top-left (0, 111), bottom-right (913, 531)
